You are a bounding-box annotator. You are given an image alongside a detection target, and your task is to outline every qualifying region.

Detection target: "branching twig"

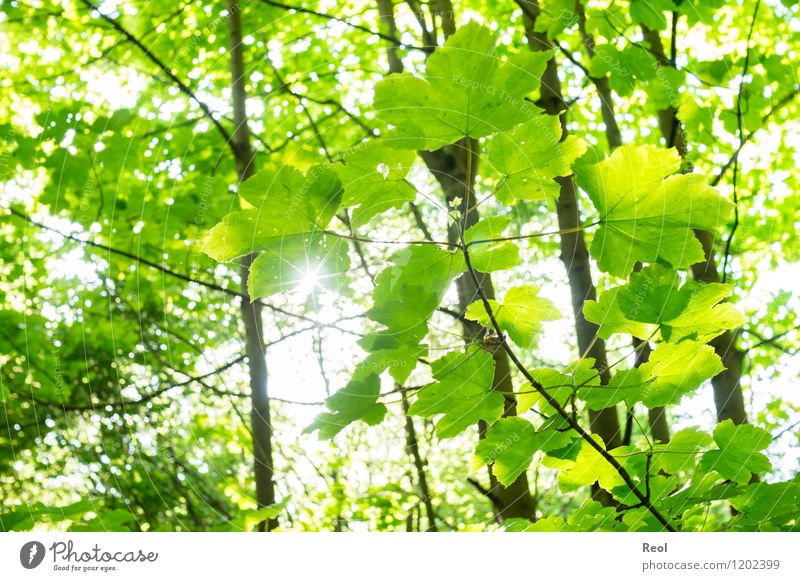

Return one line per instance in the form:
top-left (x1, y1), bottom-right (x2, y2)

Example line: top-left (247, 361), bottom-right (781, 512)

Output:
top-left (257, 0), bottom-right (425, 51)
top-left (721, 0), bottom-right (761, 284)
top-left (454, 145), bottom-right (675, 530)
top-left (78, 0), bottom-right (233, 146)
top-left (7, 208), bottom-right (362, 334)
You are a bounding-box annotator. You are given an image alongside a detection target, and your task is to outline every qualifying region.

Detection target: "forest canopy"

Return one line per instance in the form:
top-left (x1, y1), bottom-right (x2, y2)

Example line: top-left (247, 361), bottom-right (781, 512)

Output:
top-left (0, 0), bottom-right (798, 533)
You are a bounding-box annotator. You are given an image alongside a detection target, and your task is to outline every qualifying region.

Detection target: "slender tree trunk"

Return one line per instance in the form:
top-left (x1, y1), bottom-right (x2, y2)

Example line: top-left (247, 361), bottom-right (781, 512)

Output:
top-left (422, 144), bottom-right (537, 521)
top-left (400, 391), bottom-right (438, 531)
top-left (574, 1), bottom-right (673, 444)
top-left (642, 24), bottom-right (749, 426)
top-left (573, 0), bottom-right (622, 151)
top-left (519, 2), bottom-right (622, 452)
top-left (227, 0), bottom-right (277, 531)
top-left (378, 0), bottom-right (536, 521)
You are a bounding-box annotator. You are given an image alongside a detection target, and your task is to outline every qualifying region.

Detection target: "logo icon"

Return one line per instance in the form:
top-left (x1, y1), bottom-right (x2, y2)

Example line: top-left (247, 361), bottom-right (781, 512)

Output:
top-left (20, 541), bottom-right (46, 569)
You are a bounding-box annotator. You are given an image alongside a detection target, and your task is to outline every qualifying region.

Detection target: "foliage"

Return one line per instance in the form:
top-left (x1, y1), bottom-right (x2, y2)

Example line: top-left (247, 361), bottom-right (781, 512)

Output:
top-left (0, 0), bottom-right (797, 533)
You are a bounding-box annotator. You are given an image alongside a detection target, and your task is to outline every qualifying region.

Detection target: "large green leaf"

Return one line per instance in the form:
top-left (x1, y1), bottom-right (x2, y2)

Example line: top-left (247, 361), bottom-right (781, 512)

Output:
top-left (334, 141), bottom-right (417, 227)
top-left (584, 264), bottom-right (744, 343)
top-left (578, 367), bottom-right (646, 411)
top-left (305, 373), bottom-right (386, 440)
top-left (700, 420), bottom-right (773, 485)
top-left (373, 22), bottom-right (551, 150)
top-left (558, 436), bottom-right (626, 491)
top-left (583, 287), bottom-right (653, 341)
top-left (408, 347), bottom-right (503, 439)
top-left (576, 144), bottom-right (732, 278)
top-left (654, 428), bottom-right (712, 474)
top-left (465, 285), bottom-right (561, 348)
top-left (248, 233), bottom-right (350, 299)
top-left (487, 115), bottom-right (587, 203)
top-left (307, 340), bottom-right (428, 439)
top-left (638, 341), bottom-right (724, 407)
top-left (202, 164), bottom-right (342, 262)
top-left (616, 265), bottom-right (692, 324)
top-left (357, 334), bottom-right (428, 384)
top-left (367, 245), bottom-right (463, 344)
top-left (661, 283), bottom-right (745, 343)
top-left (519, 358), bottom-right (599, 414)
top-left (579, 345), bottom-right (722, 410)
top-left (474, 417), bottom-right (538, 486)
top-left (464, 216), bottom-right (521, 272)
top-left (730, 480), bottom-right (800, 530)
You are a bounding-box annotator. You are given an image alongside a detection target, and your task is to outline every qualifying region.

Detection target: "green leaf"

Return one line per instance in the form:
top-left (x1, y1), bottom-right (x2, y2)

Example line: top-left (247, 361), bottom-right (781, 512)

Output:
top-left (408, 346), bottom-right (502, 439)
top-left (654, 427), bottom-right (712, 474)
top-left (211, 499), bottom-right (289, 532)
top-left (662, 283), bottom-right (745, 343)
top-left (583, 287), bottom-right (653, 340)
top-left (576, 144), bottom-right (732, 278)
top-left (464, 216), bottom-right (521, 272)
top-left (638, 340), bottom-right (724, 407)
top-left (465, 285), bottom-right (560, 348)
top-left (367, 245), bottom-right (463, 344)
top-left (306, 373), bottom-right (386, 440)
top-left (373, 22), bottom-right (551, 150)
top-left (568, 501), bottom-right (622, 531)
top-left (247, 233), bottom-right (350, 299)
top-left (68, 509), bottom-right (136, 532)
top-left (585, 265), bottom-right (744, 344)
top-left (558, 435), bottom-right (625, 491)
top-left (520, 358), bottom-right (599, 414)
top-left (474, 417), bottom-right (538, 486)
top-left (579, 367), bottom-right (646, 411)
top-left (532, 0), bottom-right (577, 39)
top-left (617, 264), bottom-right (692, 324)
top-left (202, 164), bottom-right (342, 262)
top-left (631, 0), bottom-right (669, 31)
top-left (504, 515), bottom-right (567, 531)
top-left (730, 481), bottom-right (800, 529)
top-left (334, 141), bottom-right (417, 227)
top-left (488, 115), bottom-right (587, 203)
top-left (355, 338), bottom-right (427, 385)
top-left (475, 416), bottom-right (577, 487)
top-left (0, 500), bottom-right (94, 531)
top-left (700, 420), bottom-right (772, 485)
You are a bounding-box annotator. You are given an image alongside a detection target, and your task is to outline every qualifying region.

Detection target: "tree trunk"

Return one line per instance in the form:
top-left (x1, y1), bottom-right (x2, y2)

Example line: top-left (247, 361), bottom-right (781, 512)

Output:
top-left (377, 0), bottom-right (535, 521)
top-left (400, 391), bottom-right (438, 531)
top-left (227, 0), bottom-right (277, 531)
top-left (642, 24), bottom-right (749, 426)
top-left (519, 2), bottom-right (622, 451)
top-left (422, 143), bottom-right (537, 521)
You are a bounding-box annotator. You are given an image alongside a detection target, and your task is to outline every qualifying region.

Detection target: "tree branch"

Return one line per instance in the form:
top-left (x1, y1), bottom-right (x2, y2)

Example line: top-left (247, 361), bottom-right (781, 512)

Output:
top-left (257, 0), bottom-right (425, 51)
top-left (78, 0), bottom-right (233, 147)
top-left (721, 0), bottom-right (761, 284)
top-left (6, 207), bottom-right (362, 334)
top-left (458, 223), bottom-right (676, 531)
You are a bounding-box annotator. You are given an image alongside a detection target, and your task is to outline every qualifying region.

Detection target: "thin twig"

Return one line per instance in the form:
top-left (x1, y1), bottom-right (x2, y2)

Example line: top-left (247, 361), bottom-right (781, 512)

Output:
top-left (721, 0), bottom-right (761, 283)
top-left (78, 0), bottom-right (233, 146)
